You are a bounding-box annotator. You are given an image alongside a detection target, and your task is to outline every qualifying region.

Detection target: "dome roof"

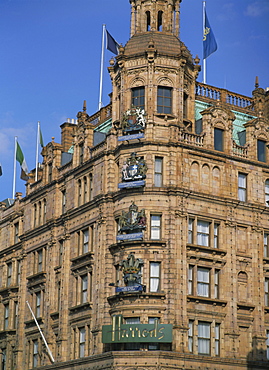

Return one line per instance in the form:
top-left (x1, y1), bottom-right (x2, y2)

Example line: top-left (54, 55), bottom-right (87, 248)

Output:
top-left (124, 32), bottom-right (190, 59)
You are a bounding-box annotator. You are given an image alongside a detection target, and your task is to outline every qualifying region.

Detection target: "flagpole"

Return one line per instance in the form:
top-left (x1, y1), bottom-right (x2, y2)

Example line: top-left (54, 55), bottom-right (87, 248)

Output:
top-left (203, 1), bottom-right (206, 84)
top-left (35, 122), bottom-right (40, 182)
top-left (12, 137), bottom-right (17, 199)
top-left (26, 301), bottom-right (55, 363)
top-left (98, 24), bottom-right (106, 111)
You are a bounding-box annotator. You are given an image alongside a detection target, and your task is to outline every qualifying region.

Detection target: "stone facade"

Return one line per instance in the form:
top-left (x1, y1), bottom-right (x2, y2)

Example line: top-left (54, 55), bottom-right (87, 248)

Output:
top-left (0, 0), bottom-right (269, 369)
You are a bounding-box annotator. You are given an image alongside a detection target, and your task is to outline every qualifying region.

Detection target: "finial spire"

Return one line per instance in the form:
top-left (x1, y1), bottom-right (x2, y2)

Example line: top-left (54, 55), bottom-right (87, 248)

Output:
top-left (255, 76), bottom-right (259, 89)
top-left (83, 100), bottom-right (87, 112)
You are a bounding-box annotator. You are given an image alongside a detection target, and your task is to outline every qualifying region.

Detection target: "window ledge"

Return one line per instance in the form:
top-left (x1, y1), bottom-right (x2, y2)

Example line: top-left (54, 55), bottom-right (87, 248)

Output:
top-left (70, 252), bottom-right (94, 271)
top-left (108, 291), bottom-right (166, 306)
top-left (237, 302), bottom-right (255, 311)
top-left (154, 112), bottom-right (175, 120)
top-left (0, 285), bottom-right (19, 296)
top-left (187, 244), bottom-right (227, 257)
top-left (69, 302), bottom-right (92, 313)
top-left (265, 306), bottom-right (269, 313)
top-left (187, 295), bottom-right (227, 306)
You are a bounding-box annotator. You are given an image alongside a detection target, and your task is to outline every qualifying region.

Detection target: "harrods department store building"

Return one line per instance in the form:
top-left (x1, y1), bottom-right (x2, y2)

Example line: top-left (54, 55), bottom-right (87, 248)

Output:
top-left (1, 1), bottom-right (269, 369)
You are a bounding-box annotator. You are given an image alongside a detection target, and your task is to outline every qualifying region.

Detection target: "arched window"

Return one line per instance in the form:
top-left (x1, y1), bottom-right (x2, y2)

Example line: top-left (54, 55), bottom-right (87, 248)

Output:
top-left (157, 11), bottom-right (163, 31)
top-left (146, 11), bottom-right (151, 31)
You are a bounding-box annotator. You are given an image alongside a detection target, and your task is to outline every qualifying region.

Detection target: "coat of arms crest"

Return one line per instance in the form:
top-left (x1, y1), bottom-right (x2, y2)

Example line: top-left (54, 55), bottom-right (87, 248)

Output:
top-left (121, 152), bottom-right (148, 182)
top-left (121, 107), bottom-right (146, 133)
top-left (118, 202), bottom-right (146, 234)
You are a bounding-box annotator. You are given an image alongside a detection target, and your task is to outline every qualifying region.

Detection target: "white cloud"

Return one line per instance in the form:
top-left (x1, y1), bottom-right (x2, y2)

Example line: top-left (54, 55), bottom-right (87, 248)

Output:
top-left (245, 1), bottom-right (269, 17)
top-left (217, 3), bottom-right (237, 21)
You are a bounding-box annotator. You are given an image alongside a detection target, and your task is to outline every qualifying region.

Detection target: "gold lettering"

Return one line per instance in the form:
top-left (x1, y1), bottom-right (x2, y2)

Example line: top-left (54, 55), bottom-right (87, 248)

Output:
top-left (135, 327), bottom-right (141, 337)
top-left (129, 327), bottom-right (135, 338)
top-left (142, 329), bottom-right (149, 338)
top-left (203, 27), bottom-right (210, 41)
top-left (112, 316), bottom-right (116, 342)
top-left (122, 329), bottom-right (128, 338)
top-left (158, 326), bottom-right (165, 341)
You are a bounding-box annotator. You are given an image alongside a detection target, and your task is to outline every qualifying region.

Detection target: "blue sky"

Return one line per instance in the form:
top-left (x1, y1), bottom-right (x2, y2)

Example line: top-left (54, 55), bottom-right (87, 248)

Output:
top-left (0, 0), bottom-right (268, 201)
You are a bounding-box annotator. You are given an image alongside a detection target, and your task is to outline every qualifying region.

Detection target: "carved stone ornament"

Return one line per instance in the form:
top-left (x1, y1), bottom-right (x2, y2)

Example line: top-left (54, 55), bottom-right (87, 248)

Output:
top-left (121, 107), bottom-right (146, 133)
top-left (118, 202), bottom-right (146, 233)
top-left (121, 152), bottom-right (148, 182)
top-left (120, 253), bottom-right (144, 287)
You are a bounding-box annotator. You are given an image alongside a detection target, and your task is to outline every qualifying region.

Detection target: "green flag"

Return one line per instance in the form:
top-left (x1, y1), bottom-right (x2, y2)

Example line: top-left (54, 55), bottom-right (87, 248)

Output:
top-left (16, 141), bottom-right (29, 180)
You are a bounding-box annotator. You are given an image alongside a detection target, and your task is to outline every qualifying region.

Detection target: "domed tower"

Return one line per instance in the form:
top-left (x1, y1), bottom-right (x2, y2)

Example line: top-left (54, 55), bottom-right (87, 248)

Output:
top-left (109, 0), bottom-right (200, 133)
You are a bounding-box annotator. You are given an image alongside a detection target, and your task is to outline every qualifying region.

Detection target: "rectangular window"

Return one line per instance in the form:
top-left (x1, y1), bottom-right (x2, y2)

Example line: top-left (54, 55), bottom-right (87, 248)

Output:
top-left (266, 330), bottom-right (269, 360)
top-left (14, 301), bottom-right (18, 329)
top-left (4, 303), bottom-right (9, 330)
top-left (149, 262), bottom-right (160, 292)
top-left (157, 86), bottom-right (172, 114)
top-left (214, 270), bottom-right (220, 299)
top-left (197, 220), bottom-right (210, 247)
top-left (36, 291), bottom-right (41, 317)
top-left (79, 327), bottom-right (86, 357)
top-left (37, 249), bottom-right (43, 272)
top-left (238, 173), bottom-right (247, 202)
top-left (150, 215), bottom-right (161, 240)
top-left (83, 229), bottom-right (89, 254)
top-left (266, 180), bottom-right (269, 206)
top-left (1, 349), bottom-right (6, 370)
top-left (188, 219), bottom-right (220, 249)
top-left (265, 234), bottom-right (269, 258)
top-left (154, 157), bottom-right (163, 187)
top-left (197, 267), bottom-right (210, 297)
top-left (16, 260), bottom-right (21, 285)
top-left (7, 262), bottom-right (12, 286)
top-left (265, 278), bottom-right (269, 306)
top-left (188, 265), bottom-right (194, 295)
top-left (81, 274), bottom-right (88, 304)
top-left (132, 86), bottom-right (145, 110)
top-left (33, 340), bottom-right (39, 368)
top-left (188, 218), bottom-right (194, 244)
top-left (59, 240), bottom-right (64, 265)
top-left (214, 223), bottom-right (219, 248)
top-left (214, 128), bottom-right (224, 151)
top-left (215, 323), bottom-right (220, 356)
top-left (198, 321), bottom-right (210, 355)
top-left (188, 320), bottom-right (194, 353)
top-left (258, 139), bottom-right (266, 162)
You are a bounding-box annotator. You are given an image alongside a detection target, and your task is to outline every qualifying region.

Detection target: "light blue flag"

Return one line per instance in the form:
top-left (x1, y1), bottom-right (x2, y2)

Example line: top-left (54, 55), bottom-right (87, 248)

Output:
top-left (203, 10), bottom-right (217, 59)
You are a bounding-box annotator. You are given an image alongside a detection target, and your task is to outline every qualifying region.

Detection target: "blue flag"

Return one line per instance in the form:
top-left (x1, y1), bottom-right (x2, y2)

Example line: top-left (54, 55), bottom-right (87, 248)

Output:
top-left (106, 29), bottom-right (120, 55)
top-left (203, 10), bottom-right (217, 59)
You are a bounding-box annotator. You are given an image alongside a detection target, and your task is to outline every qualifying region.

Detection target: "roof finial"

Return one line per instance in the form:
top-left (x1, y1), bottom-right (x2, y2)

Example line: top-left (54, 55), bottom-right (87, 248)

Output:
top-left (255, 76), bottom-right (259, 89)
top-left (83, 100), bottom-right (87, 112)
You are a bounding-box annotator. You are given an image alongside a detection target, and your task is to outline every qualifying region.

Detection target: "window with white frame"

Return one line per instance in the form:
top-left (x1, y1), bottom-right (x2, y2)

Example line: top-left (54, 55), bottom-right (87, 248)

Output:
top-left (215, 323), bottom-right (220, 356)
top-left (62, 189), bottom-right (66, 214)
top-left (157, 86), bottom-right (172, 114)
top-left (150, 215), bottom-right (161, 240)
top-left (266, 180), bottom-right (269, 206)
top-left (188, 320), bottom-right (194, 352)
top-left (264, 233), bottom-right (269, 258)
top-left (13, 301), bottom-right (18, 329)
top-left (79, 327), bottom-right (86, 357)
top-left (33, 339), bottom-right (39, 368)
top-left (77, 227), bottom-right (94, 255)
top-left (198, 321), bottom-right (211, 355)
top-left (7, 262), bottom-right (12, 287)
top-left (81, 274), bottom-right (88, 304)
top-left (258, 139), bottom-right (266, 162)
top-left (154, 157), bottom-right (163, 187)
top-left (149, 262), bottom-right (161, 292)
top-left (36, 291), bottom-right (41, 317)
top-left (188, 218), bottom-right (220, 248)
top-left (238, 173), bottom-right (247, 202)
top-left (4, 303), bottom-right (9, 330)
top-left (188, 265), bottom-right (220, 299)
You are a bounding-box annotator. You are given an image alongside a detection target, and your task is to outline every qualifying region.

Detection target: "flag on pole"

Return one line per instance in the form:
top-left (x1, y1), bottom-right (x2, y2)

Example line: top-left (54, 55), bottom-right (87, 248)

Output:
top-left (39, 125), bottom-right (44, 148)
top-left (106, 29), bottom-right (120, 55)
top-left (16, 141), bottom-right (29, 180)
top-left (203, 9), bottom-right (217, 59)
